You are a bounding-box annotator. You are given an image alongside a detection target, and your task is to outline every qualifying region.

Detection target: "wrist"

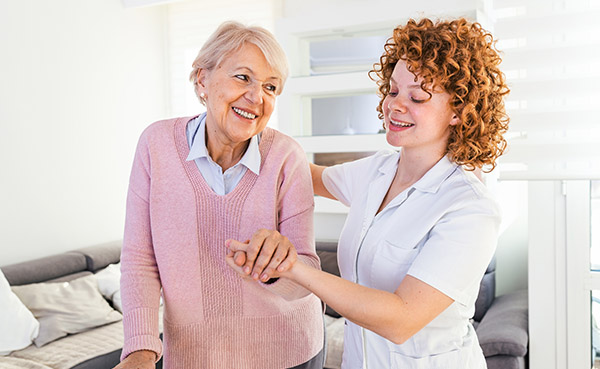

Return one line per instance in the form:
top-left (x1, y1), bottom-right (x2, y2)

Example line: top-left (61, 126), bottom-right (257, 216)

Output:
top-left (282, 258), bottom-right (304, 281)
top-left (131, 349), bottom-right (157, 362)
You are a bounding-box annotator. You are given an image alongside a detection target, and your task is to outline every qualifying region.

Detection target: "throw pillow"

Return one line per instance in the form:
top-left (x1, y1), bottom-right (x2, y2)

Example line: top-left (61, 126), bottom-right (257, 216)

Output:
top-left (0, 269), bottom-right (39, 355)
top-left (95, 263), bottom-right (122, 312)
top-left (11, 274), bottom-right (122, 347)
top-left (95, 262), bottom-right (162, 312)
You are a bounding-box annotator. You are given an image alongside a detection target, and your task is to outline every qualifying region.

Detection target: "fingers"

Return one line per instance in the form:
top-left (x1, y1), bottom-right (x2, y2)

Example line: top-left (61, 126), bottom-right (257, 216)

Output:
top-left (276, 247), bottom-right (297, 274)
top-left (225, 249), bottom-right (252, 280)
top-left (226, 230), bottom-right (298, 282)
top-left (242, 229), bottom-right (271, 278)
top-left (225, 239), bottom-right (250, 267)
top-left (259, 243), bottom-right (293, 282)
top-left (233, 251), bottom-right (246, 267)
top-left (251, 232), bottom-right (283, 280)
top-left (226, 239), bottom-right (249, 252)
top-left (226, 236), bottom-right (263, 276)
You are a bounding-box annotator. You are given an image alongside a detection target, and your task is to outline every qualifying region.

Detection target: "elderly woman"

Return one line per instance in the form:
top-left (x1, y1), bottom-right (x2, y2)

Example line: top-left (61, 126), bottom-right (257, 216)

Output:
top-left (228, 17), bottom-right (509, 369)
top-left (115, 21), bottom-right (324, 369)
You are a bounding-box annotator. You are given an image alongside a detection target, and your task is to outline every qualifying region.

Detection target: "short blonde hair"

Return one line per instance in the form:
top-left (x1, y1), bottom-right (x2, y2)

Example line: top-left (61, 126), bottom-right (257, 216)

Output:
top-left (189, 21), bottom-right (289, 104)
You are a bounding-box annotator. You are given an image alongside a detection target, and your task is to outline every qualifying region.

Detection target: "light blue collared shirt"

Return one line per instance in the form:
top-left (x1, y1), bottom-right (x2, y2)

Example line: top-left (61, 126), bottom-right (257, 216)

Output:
top-left (185, 113), bottom-right (261, 195)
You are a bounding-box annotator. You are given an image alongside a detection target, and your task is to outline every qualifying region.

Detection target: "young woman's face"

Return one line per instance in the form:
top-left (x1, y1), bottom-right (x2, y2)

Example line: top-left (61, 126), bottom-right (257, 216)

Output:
top-left (197, 43), bottom-right (281, 148)
top-left (382, 60), bottom-right (459, 155)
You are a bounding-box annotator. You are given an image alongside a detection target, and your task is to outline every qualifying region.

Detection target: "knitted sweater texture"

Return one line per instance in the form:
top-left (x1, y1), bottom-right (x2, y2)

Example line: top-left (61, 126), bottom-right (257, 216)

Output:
top-left (120, 117), bottom-right (323, 369)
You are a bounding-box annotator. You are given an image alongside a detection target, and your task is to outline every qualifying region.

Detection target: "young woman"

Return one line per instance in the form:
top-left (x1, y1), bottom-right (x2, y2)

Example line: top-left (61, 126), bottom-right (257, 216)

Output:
top-left (227, 17), bottom-right (509, 369)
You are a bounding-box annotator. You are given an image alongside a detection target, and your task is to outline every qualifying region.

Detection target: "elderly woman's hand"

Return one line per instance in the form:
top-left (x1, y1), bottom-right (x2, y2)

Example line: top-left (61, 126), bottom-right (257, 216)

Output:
top-left (112, 350), bottom-right (156, 369)
top-left (226, 229), bottom-right (297, 282)
top-left (225, 247), bottom-right (255, 281)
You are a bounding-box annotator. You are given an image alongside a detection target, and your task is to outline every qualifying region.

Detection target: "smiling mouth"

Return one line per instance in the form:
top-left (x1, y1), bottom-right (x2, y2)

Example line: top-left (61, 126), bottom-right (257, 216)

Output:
top-left (389, 118), bottom-right (414, 128)
top-left (232, 107), bottom-right (258, 120)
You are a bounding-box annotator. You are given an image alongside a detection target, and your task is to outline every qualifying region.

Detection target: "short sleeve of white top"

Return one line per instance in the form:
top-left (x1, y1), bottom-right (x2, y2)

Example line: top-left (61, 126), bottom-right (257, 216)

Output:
top-left (322, 150), bottom-right (501, 369)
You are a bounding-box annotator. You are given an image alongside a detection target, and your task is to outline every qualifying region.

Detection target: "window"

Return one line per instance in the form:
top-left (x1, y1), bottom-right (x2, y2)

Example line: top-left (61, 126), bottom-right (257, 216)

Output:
top-left (493, 2), bottom-right (600, 365)
top-left (493, 0), bottom-right (600, 180)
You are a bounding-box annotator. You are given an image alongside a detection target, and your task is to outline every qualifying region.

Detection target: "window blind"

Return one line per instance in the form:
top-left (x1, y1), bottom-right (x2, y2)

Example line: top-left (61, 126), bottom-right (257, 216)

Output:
top-left (493, 0), bottom-right (600, 179)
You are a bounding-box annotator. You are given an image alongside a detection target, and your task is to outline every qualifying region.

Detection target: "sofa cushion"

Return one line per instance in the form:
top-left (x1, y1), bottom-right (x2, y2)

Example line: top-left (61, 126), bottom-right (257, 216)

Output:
top-left (8, 320), bottom-right (124, 369)
top-left (317, 250), bottom-right (342, 318)
top-left (473, 270), bottom-right (495, 322)
top-left (70, 349), bottom-right (123, 369)
top-left (11, 274), bottom-right (122, 347)
top-left (476, 289), bottom-right (528, 357)
top-left (0, 357), bottom-right (53, 369)
top-left (485, 354), bottom-right (525, 369)
top-left (47, 271), bottom-right (93, 284)
top-left (0, 269), bottom-right (39, 355)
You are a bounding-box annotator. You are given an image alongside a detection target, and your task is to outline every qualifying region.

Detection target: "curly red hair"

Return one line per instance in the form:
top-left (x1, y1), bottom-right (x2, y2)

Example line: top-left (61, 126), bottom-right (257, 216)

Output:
top-left (370, 18), bottom-right (510, 171)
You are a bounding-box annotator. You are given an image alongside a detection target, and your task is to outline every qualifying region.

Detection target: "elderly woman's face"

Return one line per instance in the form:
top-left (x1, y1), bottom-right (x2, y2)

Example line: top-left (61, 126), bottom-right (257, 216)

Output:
top-left (198, 43), bottom-right (281, 147)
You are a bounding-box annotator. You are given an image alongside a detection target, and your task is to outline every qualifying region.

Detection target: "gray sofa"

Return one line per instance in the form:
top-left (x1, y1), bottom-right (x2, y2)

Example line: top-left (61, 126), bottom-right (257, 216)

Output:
top-left (316, 242), bottom-right (529, 369)
top-left (0, 241), bottom-right (163, 369)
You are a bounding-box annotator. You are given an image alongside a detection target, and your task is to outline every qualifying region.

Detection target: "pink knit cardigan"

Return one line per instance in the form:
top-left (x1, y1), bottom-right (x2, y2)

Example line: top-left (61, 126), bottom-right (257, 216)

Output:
top-left (120, 117), bottom-right (323, 369)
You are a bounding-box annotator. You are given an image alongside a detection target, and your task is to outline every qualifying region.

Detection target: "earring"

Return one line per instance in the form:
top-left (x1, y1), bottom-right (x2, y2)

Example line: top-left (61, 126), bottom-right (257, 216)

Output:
top-left (200, 92), bottom-right (206, 99)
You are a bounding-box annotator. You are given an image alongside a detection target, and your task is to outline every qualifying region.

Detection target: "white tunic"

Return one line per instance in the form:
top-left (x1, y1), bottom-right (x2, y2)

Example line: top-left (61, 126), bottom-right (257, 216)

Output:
top-left (322, 150), bottom-right (500, 369)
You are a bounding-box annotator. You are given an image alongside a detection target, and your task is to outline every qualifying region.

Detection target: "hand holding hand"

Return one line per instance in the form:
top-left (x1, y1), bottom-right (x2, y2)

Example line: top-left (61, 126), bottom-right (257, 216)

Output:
top-left (225, 229), bottom-right (297, 282)
top-left (225, 246), bottom-right (255, 281)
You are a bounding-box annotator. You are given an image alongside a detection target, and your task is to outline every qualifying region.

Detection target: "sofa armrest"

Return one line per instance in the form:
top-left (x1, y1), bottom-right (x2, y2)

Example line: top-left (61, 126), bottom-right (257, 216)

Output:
top-left (317, 250), bottom-right (342, 318)
top-left (476, 289), bottom-right (528, 357)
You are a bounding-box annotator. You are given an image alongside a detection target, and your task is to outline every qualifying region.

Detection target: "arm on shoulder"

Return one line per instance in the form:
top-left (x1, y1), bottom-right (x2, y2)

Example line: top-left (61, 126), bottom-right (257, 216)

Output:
top-left (310, 162), bottom-right (336, 200)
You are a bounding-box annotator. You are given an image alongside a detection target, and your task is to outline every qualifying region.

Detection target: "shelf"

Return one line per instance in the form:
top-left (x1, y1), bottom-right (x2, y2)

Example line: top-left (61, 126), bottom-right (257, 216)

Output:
top-left (284, 71), bottom-right (376, 96)
top-left (295, 133), bottom-right (392, 154)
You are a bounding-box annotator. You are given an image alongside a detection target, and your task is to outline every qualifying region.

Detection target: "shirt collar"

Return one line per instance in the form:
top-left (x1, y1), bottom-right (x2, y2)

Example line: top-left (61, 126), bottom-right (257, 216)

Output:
top-left (378, 150), bottom-right (458, 194)
top-left (378, 150), bottom-right (401, 177)
top-left (186, 113), bottom-right (261, 175)
top-left (412, 155), bottom-right (458, 193)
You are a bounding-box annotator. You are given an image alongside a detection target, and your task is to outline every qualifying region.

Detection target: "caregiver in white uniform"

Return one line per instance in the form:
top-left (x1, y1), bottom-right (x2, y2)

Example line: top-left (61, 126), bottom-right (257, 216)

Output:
top-left (226, 17), bottom-right (510, 369)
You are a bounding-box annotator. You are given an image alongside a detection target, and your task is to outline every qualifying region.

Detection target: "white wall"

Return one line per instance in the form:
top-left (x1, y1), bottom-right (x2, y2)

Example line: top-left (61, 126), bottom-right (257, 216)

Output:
top-left (0, 0), bottom-right (168, 266)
